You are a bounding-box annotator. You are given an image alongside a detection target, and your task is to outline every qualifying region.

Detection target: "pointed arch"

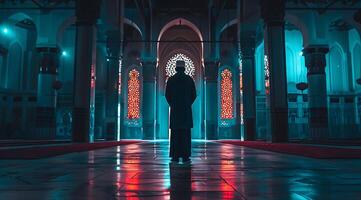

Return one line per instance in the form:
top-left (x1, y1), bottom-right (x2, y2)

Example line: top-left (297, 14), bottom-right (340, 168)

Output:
top-left (328, 43), bottom-right (346, 93)
top-left (352, 43), bottom-right (361, 91)
top-left (157, 18), bottom-right (204, 66)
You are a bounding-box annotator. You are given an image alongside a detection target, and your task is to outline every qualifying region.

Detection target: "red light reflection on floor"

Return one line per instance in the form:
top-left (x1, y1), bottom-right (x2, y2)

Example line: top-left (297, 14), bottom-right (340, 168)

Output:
top-left (220, 144), bottom-right (236, 199)
top-left (121, 145), bottom-right (140, 200)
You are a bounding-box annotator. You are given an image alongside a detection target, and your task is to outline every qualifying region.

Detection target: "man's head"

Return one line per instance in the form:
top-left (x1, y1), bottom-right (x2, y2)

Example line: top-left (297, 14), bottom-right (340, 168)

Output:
top-left (175, 60), bottom-right (185, 73)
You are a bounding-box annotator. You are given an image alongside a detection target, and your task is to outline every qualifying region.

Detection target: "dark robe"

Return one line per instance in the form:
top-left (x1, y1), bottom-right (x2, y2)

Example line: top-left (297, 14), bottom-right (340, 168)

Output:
top-left (165, 71), bottom-right (196, 159)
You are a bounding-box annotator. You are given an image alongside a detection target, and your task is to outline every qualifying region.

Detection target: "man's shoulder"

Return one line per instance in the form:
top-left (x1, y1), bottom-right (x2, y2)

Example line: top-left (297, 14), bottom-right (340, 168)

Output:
top-left (167, 76), bottom-right (176, 82)
top-left (185, 75), bottom-right (194, 82)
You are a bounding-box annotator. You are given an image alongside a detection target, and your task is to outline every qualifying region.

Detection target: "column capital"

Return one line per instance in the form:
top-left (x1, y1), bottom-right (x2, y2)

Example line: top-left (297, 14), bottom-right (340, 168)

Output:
top-left (76, 0), bottom-right (101, 25)
top-left (141, 59), bottom-right (157, 67)
top-left (142, 60), bottom-right (157, 82)
top-left (240, 31), bottom-right (256, 59)
top-left (140, 55), bottom-right (157, 63)
top-left (106, 30), bottom-right (121, 58)
top-left (303, 45), bottom-right (329, 55)
top-left (36, 46), bottom-right (60, 53)
top-left (36, 46), bottom-right (60, 74)
top-left (302, 45), bottom-right (329, 75)
top-left (260, 0), bottom-right (285, 25)
top-left (204, 60), bottom-right (219, 82)
top-left (0, 44), bottom-right (8, 55)
top-left (354, 9), bottom-right (361, 24)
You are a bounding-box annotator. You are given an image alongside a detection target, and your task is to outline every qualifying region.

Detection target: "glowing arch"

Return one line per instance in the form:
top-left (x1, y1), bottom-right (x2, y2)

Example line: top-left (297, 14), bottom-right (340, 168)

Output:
top-left (157, 18), bottom-right (204, 67)
top-left (285, 14), bottom-right (310, 45)
top-left (166, 53), bottom-right (195, 78)
top-left (328, 44), bottom-right (346, 93)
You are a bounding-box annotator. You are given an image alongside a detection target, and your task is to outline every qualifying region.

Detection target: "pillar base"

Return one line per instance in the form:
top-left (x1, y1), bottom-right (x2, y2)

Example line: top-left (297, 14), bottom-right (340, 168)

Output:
top-left (123, 127), bottom-right (142, 139)
top-left (72, 107), bottom-right (90, 143)
top-left (218, 126), bottom-right (239, 139)
top-left (106, 121), bottom-right (116, 141)
top-left (309, 127), bottom-right (329, 141)
top-left (309, 107), bottom-right (328, 140)
top-left (271, 108), bottom-right (288, 142)
top-left (244, 117), bottom-right (256, 141)
top-left (143, 121), bottom-right (155, 140)
top-left (205, 121), bottom-right (217, 140)
top-left (35, 107), bottom-right (56, 139)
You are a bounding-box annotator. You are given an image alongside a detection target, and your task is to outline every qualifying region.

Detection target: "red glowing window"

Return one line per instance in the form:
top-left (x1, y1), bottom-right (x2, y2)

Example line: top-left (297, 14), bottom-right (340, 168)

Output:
top-left (127, 69), bottom-right (140, 119)
top-left (221, 69), bottom-right (233, 119)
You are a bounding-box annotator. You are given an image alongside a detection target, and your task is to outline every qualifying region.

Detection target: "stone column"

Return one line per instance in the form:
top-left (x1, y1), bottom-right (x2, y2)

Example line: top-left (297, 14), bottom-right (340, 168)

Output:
top-left (261, 0), bottom-right (288, 142)
top-left (240, 32), bottom-right (256, 141)
top-left (142, 60), bottom-right (156, 140)
top-left (36, 46), bottom-right (60, 139)
top-left (72, 0), bottom-right (101, 142)
top-left (205, 61), bottom-right (219, 139)
top-left (105, 31), bottom-right (121, 140)
top-left (302, 45), bottom-right (329, 140)
top-left (0, 45), bottom-right (8, 88)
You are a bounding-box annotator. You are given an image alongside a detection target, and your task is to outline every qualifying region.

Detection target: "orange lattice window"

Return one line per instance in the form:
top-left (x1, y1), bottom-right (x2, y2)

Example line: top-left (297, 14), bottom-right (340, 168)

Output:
top-left (127, 69), bottom-right (140, 119)
top-left (221, 69), bottom-right (233, 119)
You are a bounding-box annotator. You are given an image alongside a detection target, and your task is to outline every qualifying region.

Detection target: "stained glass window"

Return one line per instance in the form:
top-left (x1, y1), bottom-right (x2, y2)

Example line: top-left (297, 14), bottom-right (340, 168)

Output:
top-left (127, 69), bottom-right (140, 119)
top-left (221, 69), bottom-right (233, 119)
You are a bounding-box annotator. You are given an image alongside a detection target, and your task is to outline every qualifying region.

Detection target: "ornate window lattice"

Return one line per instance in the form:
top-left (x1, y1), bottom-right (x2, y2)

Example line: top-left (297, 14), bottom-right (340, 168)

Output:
top-left (221, 69), bottom-right (233, 119)
top-left (127, 69), bottom-right (140, 119)
top-left (264, 55), bottom-right (270, 95)
top-left (166, 53), bottom-right (195, 77)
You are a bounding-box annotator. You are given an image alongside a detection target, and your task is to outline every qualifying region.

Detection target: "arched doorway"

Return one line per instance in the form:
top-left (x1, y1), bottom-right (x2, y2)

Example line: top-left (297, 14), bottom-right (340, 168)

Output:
top-left (157, 18), bottom-right (204, 139)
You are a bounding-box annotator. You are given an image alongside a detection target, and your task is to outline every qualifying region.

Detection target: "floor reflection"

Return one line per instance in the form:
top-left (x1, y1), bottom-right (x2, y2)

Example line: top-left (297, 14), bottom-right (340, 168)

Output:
top-left (1, 141), bottom-right (361, 199)
top-left (169, 163), bottom-right (192, 200)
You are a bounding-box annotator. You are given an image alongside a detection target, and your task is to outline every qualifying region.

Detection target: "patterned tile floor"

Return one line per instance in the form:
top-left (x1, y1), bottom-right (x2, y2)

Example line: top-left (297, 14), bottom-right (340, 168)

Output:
top-left (1, 141), bottom-right (361, 199)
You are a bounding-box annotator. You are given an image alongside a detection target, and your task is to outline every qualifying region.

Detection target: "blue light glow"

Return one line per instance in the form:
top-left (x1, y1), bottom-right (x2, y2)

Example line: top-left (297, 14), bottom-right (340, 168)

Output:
top-left (62, 51), bottom-right (67, 56)
top-left (3, 28), bottom-right (8, 34)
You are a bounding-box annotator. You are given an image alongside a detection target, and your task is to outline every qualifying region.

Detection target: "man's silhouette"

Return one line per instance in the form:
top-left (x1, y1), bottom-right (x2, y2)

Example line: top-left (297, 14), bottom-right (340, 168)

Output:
top-left (166, 60), bottom-right (196, 163)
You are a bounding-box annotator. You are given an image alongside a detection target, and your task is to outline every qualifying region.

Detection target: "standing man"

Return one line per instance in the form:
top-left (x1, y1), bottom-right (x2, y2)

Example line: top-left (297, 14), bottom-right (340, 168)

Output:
top-left (166, 60), bottom-right (197, 163)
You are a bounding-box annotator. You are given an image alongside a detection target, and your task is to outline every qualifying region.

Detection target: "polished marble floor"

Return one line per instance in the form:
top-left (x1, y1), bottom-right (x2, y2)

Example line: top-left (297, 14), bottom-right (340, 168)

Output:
top-left (1, 141), bottom-right (361, 200)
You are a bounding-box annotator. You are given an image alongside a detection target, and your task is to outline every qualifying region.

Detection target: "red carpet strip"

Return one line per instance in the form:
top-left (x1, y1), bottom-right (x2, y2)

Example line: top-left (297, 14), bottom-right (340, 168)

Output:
top-left (217, 140), bottom-right (361, 159)
top-left (0, 140), bottom-right (142, 160)
top-left (0, 140), bottom-right (70, 147)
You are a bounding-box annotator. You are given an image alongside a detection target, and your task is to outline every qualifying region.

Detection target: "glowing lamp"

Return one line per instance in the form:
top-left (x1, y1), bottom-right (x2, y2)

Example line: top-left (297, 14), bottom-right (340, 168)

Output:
top-left (62, 51), bottom-right (67, 56)
top-left (296, 82), bottom-right (308, 91)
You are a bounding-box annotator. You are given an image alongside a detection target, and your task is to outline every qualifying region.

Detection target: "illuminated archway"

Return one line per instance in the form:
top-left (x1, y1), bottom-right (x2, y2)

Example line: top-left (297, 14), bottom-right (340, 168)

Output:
top-left (166, 53), bottom-right (195, 78)
top-left (157, 18), bottom-right (204, 139)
